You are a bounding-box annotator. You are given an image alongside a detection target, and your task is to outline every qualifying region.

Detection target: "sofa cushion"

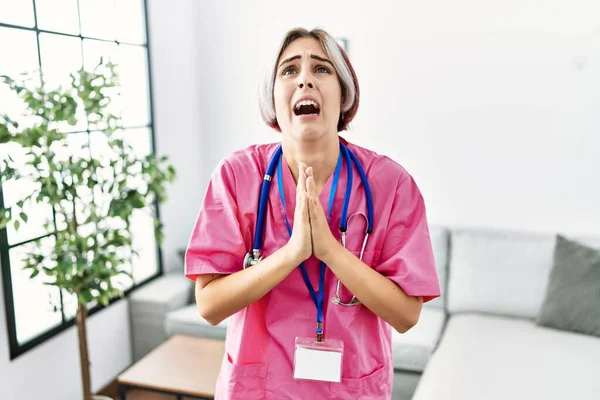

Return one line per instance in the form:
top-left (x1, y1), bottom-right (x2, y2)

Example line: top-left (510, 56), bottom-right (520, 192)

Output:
top-left (164, 304), bottom-right (228, 340)
top-left (130, 273), bottom-right (193, 316)
top-left (392, 307), bottom-right (446, 372)
top-left (537, 235), bottom-right (600, 337)
top-left (412, 313), bottom-right (600, 400)
top-left (424, 226), bottom-right (449, 310)
top-left (447, 229), bottom-right (556, 319)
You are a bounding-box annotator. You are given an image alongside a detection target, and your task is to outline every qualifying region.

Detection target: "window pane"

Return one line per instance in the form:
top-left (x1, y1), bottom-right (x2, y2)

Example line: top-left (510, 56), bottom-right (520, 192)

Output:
top-left (112, 270), bottom-right (134, 293)
top-left (88, 128), bottom-right (150, 210)
top-left (1, 176), bottom-right (54, 246)
top-left (82, 38), bottom-right (118, 70)
top-left (117, 45), bottom-right (150, 127)
top-left (0, 0), bottom-right (35, 27)
top-left (0, 27), bottom-right (39, 130)
top-left (116, 0), bottom-right (146, 45)
top-left (122, 127), bottom-right (152, 157)
top-left (81, 39), bottom-right (120, 128)
top-left (52, 132), bottom-right (91, 232)
top-left (89, 127), bottom-right (157, 284)
top-left (10, 237), bottom-right (63, 345)
top-left (122, 127), bottom-right (152, 192)
top-left (0, 140), bottom-right (54, 245)
top-left (38, 33), bottom-right (87, 133)
top-left (88, 129), bottom-right (139, 289)
top-left (79, 0), bottom-right (116, 41)
top-left (82, 42), bottom-right (151, 129)
top-left (3, 182), bottom-right (53, 246)
top-left (87, 130), bottom-right (117, 225)
top-left (61, 289), bottom-right (78, 320)
top-left (36, 0), bottom-right (80, 35)
top-left (131, 207), bottom-right (159, 284)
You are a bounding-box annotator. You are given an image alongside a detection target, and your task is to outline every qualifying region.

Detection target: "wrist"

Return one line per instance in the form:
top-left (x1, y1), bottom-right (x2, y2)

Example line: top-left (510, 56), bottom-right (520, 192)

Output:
top-left (320, 237), bottom-right (344, 266)
top-left (281, 243), bottom-right (308, 266)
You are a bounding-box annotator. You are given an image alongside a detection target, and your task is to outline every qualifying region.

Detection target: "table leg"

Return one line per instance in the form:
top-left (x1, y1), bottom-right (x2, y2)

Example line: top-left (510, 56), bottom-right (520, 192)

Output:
top-left (118, 383), bottom-right (128, 400)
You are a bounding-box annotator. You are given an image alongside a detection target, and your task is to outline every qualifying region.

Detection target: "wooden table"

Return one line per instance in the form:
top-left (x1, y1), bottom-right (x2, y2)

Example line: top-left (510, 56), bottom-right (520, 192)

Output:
top-left (117, 335), bottom-right (225, 400)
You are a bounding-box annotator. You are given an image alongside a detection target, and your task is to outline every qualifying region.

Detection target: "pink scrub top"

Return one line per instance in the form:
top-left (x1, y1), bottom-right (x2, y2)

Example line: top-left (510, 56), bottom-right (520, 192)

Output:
top-left (185, 140), bottom-right (440, 399)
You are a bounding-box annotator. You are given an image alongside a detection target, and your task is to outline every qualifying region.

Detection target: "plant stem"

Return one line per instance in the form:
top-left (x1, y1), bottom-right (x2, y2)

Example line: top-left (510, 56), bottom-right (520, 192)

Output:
top-left (76, 303), bottom-right (92, 400)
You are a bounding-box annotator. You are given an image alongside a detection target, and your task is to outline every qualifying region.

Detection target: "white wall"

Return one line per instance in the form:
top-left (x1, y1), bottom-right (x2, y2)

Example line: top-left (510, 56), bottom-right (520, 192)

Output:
top-left (149, 0), bottom-right (204, 273)
top-left (164, 0), bottom-right (600, 240)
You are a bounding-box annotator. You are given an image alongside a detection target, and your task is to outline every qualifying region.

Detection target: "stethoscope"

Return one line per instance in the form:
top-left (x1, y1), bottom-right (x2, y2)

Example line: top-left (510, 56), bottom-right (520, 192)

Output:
top-left (243, 140), bottom-right (374, 310)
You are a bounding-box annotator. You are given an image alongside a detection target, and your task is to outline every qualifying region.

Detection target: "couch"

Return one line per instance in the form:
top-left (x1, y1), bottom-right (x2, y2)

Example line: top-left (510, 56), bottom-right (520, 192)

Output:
top-left (128, 226), bottom-right (600, 399)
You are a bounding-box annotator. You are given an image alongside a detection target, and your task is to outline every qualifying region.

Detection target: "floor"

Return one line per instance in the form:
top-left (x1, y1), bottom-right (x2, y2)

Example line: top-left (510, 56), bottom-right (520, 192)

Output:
top-left (98, 371), bottom-right (419, 399)
top-left (97, 381), bottom-right (198, 400)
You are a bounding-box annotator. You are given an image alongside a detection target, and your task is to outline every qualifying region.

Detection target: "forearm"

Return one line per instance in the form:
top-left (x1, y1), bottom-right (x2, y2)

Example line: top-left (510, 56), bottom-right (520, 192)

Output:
top-left (322, 241), bottom-right (423, 333)
top-left (196, 245), bottom-right (300, 325)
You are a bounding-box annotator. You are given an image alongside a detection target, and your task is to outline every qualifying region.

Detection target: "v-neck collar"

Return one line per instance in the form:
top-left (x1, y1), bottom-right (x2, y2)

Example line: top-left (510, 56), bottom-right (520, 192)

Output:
top-left (274, 145), bottom-right (347, 234)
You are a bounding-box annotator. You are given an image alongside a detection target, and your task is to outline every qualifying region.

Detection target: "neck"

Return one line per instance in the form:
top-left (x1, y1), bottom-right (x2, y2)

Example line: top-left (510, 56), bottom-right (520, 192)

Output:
top-left (282, 134), bottom-right (340, 191)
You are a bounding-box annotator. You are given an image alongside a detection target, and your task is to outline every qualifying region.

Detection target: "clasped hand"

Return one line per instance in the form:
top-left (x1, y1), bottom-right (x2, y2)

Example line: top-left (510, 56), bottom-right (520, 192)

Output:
top-left (287, 162), bottom-right (338, 263)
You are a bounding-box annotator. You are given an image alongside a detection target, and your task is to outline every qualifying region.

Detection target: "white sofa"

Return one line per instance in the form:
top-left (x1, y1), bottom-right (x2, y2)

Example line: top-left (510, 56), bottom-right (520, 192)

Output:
top-left (129, 227), bottom-right (600, 399)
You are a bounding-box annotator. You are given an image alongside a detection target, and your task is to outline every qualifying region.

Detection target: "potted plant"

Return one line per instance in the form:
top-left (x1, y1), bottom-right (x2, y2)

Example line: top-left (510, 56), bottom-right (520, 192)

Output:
top-left (0, 59), bottom-right (176, 400)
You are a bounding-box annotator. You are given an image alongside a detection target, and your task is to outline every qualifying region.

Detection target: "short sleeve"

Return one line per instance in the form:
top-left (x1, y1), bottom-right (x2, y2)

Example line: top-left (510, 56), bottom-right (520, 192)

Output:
top-left (376, 175), bottom-right (441, 303)
top-left (184, 159), bottom-right (247, 282)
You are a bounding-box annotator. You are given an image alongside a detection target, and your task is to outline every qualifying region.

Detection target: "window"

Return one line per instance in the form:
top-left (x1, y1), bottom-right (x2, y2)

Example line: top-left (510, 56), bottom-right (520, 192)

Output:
top-left (0, 0), bottom-right (161, 360)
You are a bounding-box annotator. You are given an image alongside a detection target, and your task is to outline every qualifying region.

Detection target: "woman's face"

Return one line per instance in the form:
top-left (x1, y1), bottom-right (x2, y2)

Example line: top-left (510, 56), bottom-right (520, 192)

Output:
top-left (273, 37), bottom-right (342, 141)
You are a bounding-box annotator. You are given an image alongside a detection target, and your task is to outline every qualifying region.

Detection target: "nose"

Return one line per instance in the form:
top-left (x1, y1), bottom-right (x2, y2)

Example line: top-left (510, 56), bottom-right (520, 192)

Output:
top-left (297, 62), bottom-right (315, 89)
top-left (297, 81), bottom-right (314, 89)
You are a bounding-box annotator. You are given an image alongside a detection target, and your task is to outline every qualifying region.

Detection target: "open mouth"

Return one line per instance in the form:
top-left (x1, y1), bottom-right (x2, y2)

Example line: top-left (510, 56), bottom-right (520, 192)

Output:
top-left (293, 100), bottom-right (321, 116)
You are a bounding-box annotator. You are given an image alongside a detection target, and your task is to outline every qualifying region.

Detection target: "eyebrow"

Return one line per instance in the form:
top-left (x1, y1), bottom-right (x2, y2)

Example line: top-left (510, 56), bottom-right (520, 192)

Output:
top-left (278, 54), bottom-right (334, 69)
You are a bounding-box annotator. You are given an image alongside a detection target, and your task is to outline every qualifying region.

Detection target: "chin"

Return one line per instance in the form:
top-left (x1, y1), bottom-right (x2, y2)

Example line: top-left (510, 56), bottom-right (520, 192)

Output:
top-left (292, 127), bottom-right (326, 142)
top-left (292, 121), bottom-right (331, 140)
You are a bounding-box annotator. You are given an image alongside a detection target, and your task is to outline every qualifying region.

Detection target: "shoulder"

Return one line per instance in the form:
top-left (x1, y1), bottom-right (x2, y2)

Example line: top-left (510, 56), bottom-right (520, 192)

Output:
top-left (346, 141), bottom-right (413, 191)
top-left (213, 142), bottom-right (280, 178)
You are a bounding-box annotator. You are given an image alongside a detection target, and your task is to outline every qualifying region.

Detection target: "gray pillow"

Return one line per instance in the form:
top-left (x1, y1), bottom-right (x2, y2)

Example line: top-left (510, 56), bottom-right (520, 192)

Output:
top-left (537, 235), bottom-right (600, 337)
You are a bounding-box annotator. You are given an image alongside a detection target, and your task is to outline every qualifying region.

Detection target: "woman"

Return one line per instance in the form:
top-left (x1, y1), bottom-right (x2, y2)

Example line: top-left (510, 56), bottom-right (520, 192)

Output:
top-left (185, 27), bottom-right (440, 399)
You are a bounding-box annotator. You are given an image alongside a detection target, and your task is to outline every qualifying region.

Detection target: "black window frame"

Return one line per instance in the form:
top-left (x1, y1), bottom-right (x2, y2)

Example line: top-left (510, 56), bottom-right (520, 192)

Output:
top-left (0, 0), bottom-right (164, 361)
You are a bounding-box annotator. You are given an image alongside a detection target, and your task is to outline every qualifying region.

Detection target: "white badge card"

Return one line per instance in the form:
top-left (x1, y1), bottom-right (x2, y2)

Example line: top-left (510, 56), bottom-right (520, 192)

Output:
top-left (293, 337), bottom-right (344, 383)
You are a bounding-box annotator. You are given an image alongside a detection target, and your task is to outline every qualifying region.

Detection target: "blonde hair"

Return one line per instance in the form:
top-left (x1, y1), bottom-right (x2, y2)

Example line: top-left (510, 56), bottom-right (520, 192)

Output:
top-left (258, 27), bottom-right (360, 132)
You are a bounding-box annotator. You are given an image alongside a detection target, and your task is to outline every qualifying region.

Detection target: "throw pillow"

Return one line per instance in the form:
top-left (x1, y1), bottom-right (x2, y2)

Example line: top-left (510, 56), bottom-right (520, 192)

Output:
top-left (537, 235), bottom-right (600, 337)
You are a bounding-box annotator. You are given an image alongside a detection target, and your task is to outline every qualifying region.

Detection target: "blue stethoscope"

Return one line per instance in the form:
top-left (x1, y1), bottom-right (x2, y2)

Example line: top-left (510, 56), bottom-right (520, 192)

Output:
top-left (243, 140), bottom-right (374, 339)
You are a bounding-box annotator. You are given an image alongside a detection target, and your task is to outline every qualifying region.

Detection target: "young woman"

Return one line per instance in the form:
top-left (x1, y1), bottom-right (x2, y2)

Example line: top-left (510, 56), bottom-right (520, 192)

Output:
top-left (185, 27), bottom-right (440, 399)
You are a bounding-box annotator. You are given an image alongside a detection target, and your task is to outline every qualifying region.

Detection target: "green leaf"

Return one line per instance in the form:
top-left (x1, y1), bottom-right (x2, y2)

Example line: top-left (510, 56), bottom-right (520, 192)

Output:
top-left (0, 209), bottom-right (11, 229)
top-left (78, 291), bottom-right (94, 305)
top-left (0, 75), bottom-right (14, 85)
top-left (13, 219), bottom-right (20, 231)
top-left (20, 212), bottom-right (28, 223)
top-left (0, 130), bottom-right (11, 143)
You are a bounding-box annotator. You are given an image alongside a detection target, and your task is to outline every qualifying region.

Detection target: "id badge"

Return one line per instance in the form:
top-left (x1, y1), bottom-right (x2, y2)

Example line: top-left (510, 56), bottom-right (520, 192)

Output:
top-left (293, 337), bottom-right (344, 383)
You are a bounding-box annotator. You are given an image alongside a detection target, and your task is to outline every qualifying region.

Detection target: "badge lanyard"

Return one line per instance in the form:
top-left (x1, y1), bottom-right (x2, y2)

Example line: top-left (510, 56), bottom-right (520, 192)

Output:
top-left (276, 151), bottom-right (343, 341)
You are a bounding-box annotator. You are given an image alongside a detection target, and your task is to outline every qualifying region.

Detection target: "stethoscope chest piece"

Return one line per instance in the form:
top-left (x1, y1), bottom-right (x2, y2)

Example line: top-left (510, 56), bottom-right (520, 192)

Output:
top-left (243, 249), bottom-right (262, 269)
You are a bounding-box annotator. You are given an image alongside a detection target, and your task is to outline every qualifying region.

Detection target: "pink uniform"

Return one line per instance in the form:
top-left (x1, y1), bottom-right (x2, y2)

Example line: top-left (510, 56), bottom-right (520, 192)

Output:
top-left (185, 140), bottom-right (440, 399)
